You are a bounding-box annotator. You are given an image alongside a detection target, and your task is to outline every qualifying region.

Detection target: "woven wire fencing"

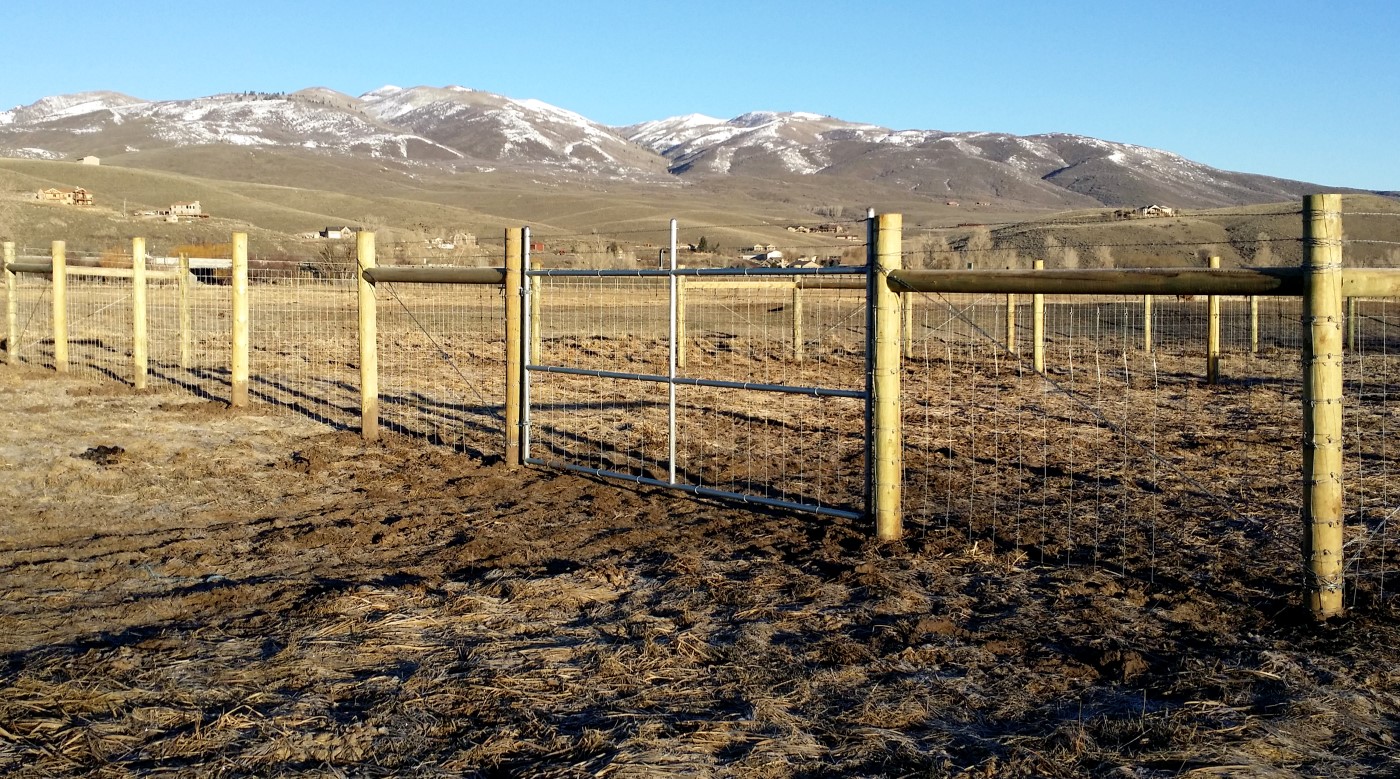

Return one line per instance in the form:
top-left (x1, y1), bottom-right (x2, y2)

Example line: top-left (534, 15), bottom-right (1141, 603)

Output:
top-left (901, 288), bottom-right (1307, 596)
top-left (375, 278), bottom-right (505, 458)
top-left (8, 266), bottom-right (56, 370)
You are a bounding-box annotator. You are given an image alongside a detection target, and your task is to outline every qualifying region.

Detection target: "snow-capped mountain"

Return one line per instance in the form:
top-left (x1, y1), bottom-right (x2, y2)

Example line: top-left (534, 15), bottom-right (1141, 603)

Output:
top-left (0, 86), bottom-right (1349, 207)
top-left (356, 86), bottom-right (666, 173)
top-left (622, 112), bottom-right (1327, 208)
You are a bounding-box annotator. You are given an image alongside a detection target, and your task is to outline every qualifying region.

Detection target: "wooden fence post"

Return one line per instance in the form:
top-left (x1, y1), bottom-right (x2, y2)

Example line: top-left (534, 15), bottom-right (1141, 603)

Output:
top-left (871, 213), bottom-right (903, 541)
top-left (1032, 259), bottom-right (1045, 373)
top-left (52, 241), bottom-right (67, 373)
top-left (1143, 294), bottom-right (1154, 353)
top-left (504, 227), bottom-right (524, 466)
top-left (1207, 255), bottom-right (1221, 384)
top-left (357, 231), bottom-right (378, 442)
top-left (3, 242), bottom-right (15, 365)
top-left (1302, 193), bottom-right (1345, 619)
top-left (230, 233), bottom-right (249, 406)
top-left (1006, 293), bottom-right (1018, 354)
top-left (132, 237), bottom-right (148, 390)
top-left (1249, 295), bottom-right (1260, 355)
top-left (178, 253), bottom-right (192, 369)
top-left (792, 283), bottom-right (804, 362)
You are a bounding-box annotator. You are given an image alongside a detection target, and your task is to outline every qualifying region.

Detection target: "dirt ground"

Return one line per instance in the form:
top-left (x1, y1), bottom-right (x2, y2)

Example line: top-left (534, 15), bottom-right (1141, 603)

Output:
top-left (2, 361), bottom-right (1399, 778)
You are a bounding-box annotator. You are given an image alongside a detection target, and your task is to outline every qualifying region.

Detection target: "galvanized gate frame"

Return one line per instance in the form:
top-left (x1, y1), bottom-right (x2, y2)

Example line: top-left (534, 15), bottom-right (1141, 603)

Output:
top-left (520, 221), bottom-right (872, 520)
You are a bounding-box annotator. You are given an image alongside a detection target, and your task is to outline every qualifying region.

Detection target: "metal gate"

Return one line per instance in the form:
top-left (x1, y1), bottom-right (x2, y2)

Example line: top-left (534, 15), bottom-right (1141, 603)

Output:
top-left (521, 222), bottom-right (870, 520)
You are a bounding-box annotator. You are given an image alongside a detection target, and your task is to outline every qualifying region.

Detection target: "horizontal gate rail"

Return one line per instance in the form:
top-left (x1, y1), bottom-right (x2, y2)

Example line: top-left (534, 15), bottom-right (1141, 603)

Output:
top-left (526, 266), bottom-right (865, 279)
top-left (522, 456), bottom-right (867, 521)
top-left (525, 363), bottom-right (868, 398)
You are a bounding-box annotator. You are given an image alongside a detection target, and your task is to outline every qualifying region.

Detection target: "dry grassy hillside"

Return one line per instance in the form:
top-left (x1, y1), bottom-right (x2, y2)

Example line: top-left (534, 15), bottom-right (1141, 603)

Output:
top-left (1, 154), bottom-right (1396, 269)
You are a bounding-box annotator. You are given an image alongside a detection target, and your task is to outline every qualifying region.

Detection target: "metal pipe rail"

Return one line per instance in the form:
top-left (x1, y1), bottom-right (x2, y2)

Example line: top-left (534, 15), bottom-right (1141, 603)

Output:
top-left (526, 363), bottom-right (867, 399)
top-left (523, 456), bottom-right (865, 521)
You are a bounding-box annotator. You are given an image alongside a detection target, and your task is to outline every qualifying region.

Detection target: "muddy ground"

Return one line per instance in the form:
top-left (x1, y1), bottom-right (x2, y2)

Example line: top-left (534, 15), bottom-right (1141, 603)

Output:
top-left (1, 365), bottom-right (1398, 778)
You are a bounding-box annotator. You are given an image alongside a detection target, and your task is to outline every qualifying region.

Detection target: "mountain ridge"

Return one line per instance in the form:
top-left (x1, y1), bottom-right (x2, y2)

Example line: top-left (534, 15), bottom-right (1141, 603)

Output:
top-left (0, 85), bottom-right (1375, 209)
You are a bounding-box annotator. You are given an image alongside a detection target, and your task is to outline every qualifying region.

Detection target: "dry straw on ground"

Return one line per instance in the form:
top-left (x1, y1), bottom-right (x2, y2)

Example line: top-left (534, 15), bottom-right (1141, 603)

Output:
top-left (1, 365), bottom-right (1398, 777)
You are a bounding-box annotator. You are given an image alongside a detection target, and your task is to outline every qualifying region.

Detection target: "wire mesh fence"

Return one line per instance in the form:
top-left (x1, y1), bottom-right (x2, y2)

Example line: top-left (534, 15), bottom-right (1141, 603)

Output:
top-left (1344, 296), bottom-right (1399, 608)
top-left (2, 208), bottom-right (1398, 612)
top-left (375, 281), bottom-right (505, 457)
top-left (901, 291), bottom-right (1307, 593)
top-left (8, 272), bottom-right (56, 369)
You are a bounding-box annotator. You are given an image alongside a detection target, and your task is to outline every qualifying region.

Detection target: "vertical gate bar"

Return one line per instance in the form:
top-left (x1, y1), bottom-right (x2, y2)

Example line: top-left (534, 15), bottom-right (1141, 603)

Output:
top-left (792, 284), bottom-right (804, 362)
top-left (522, 227), bottom-right (533, 462)
top-left (668, 218), bottom-right (678, 485)
top-left (863, 207), bottom-right (876, 522)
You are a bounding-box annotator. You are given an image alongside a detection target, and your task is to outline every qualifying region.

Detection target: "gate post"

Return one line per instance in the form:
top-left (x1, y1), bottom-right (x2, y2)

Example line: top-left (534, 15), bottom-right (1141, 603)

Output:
top-left (230, 233), bottom-right (249, 406)
top-left (870, 213), bottom-right (903, 541)
top-left (357, 231), bottom-right (378, 442)
top-left (1302, 193), bottom-right (1345, 619)
top-left (1207, 255), bottom-right (1221, 383)
top-left (52, 241), bottom-right (67, 373)
top-left (504, 227), bottom-right (524, 466)
top-left (4, 242), bottom-right (16, 365)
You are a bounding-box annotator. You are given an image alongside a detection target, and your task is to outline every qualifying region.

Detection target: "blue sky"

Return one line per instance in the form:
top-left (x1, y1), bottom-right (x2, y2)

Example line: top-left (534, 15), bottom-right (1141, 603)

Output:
top-left (1, 0), bottom-right (1395, 189)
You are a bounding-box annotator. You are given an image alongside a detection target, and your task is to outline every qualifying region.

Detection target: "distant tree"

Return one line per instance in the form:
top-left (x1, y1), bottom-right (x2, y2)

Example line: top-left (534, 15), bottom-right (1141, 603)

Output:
top-left (696, 235), bottom-right (711, 253)
top-left (961, 228), bottom-right (993, 268)
top-left (916, 235), bottom-right (954, 269)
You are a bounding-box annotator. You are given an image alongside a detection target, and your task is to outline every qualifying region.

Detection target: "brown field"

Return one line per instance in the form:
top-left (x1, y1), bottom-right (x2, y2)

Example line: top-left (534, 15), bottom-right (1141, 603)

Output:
top-left (2, 276), bottom-right (1399, 777)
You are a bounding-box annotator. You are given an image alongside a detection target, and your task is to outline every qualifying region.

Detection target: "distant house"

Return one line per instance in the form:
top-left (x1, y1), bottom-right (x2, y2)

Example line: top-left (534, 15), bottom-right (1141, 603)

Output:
top-left (171, 201), bottom-right (202, 217)
top-left (36, 187), bottom-right (92, 206)
top-left (320, 225), bottom-right (356, 239)
top-left (946, 200), bottom-right (960, 207)
top-left (1138, 204), bottom-right (1177, 218)
top-left (77, 156), bottom-right (100, 166)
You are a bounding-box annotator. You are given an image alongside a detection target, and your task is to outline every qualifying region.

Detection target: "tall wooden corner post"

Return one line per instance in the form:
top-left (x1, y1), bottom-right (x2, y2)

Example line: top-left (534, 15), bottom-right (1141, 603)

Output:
top-left (870, 213), bottom-right (903, 541)
top-left (52, 241), bottom-right (68, 373)
top-left (504, 227), bottom-right (525, 466)
top-left (230, 233), bottom-right (249, 406)
top-left (1302, 193), bottom-right (1345, 619)
top-left (357, 231), bottom-right (378, 442)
